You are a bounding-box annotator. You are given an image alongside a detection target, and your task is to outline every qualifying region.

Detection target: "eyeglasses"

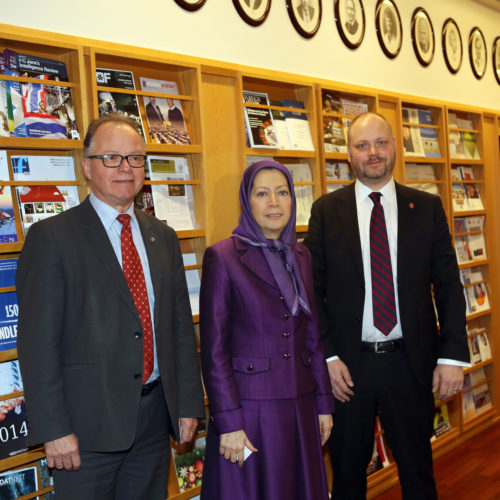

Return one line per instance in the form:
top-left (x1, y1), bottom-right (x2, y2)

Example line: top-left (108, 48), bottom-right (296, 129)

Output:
top-left (86, 154), bottom-right (148, 168)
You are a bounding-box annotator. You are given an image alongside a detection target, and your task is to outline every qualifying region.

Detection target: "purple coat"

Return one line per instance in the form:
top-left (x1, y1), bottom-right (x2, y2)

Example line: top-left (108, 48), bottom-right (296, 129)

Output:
top-left (200, 237), bottom-right (334, 435)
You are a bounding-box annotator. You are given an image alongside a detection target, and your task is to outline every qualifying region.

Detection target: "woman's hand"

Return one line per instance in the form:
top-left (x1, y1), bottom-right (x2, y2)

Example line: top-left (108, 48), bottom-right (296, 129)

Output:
top-left (220, 429), bottom-right (258, 467)
top-left (318, 414), bottom-right (333, 446)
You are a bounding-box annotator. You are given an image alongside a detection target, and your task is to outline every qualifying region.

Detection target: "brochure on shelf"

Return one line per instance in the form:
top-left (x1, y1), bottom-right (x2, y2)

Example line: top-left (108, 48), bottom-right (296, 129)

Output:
top-left (10, 155), bottom-right (76, 181)
top-left (280, 99), bottom-right (314, 151)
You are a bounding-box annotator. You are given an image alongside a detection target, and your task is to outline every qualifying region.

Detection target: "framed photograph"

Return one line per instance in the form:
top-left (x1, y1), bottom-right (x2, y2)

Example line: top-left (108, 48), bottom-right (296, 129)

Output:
top-left (493, 36), bottom-right (500, 84)
top-left (442, 18), bottom-right (463, 74)
top-left (173, 0), bottom-right (206, 11)
top-left (469, 27), bottom-right (487, 80)
top-left (334, 0), bottom-right (365, 49)
top-left (411, 8), bottom-right (434, 67)
top-left (375, 0), bottom-right (402, 59)
top-left (233, 0), bottom-right (271, 27)
top-left (286, 0), bottom-right (322, 39)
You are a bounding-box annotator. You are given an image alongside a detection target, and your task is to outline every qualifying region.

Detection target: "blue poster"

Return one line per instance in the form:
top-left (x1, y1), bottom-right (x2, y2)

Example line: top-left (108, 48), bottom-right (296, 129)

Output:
top-left (0, 259), bottom-right (17, 288)
top-left (0, 292), bottom-right (18, 352)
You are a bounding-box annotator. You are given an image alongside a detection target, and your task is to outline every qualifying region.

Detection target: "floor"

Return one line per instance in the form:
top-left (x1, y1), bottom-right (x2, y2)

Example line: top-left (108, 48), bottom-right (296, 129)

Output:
top-left (374, 421), bottom-right (500, 500)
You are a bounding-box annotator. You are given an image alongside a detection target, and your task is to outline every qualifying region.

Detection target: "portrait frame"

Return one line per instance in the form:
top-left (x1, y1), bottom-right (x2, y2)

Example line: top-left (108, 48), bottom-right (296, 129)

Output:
top-left (469, 27), bottom-right (487, 80)
top-left (411, 8), bottom-right (435, 67)
top-left (334, 0), bottom-right (365, 50)
top-left (442, 18), bottom-right (463, 74)
top-left (233, 0), bottom-right (271, 27)
top-left (492, 36), bottom-right (500, 85)
top-left (286, 0), bottom-right (322, 39)
top-left (173, 0), bottom-right (207, 11)
top-left (375, 0), bottom-right (402, 59)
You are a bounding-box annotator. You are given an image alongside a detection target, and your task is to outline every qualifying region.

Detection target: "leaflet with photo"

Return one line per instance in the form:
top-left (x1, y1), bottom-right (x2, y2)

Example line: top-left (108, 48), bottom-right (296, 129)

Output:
top-left (172, 435), bottom-right (205, 493)
top-left (458, 166), bottom-right (475, 180)
top-left (477, 332), bottom-right (492, 360)
top-left (455, 236), bottom-right (473, 263)
top-left (451, 183), bottom-right (468, 211)
top-left (0, 396), bottom-right (28, 459)
top-left (0, 292), bottom-right (18, 352)
top-left (321, 91), bottom-right (341, 113)
top-left (402, 125), bottom-right (425, 157)
top-left (0, 187), bottom-right (18, 244)
top-left (16, 185), bottom-right (79, 234)
top-left (402, 107), bottom-right (419, 123)
top-left (140, 77), bottom-right (191, 145)
top-left (466, 215), bottom-right (485, 232)
top-left (11, 155), bottom-right (75, 181)
top-left (323, 116), bottom-right (346, 153)
top-left (468, 232), bottom-right (487, 260)
top-left (461, 132), bottom-right (480, 160)
top-left (243, 91), bottom-right (278, 149)
top-left (269, 100), bottom-right (291, 150)
top-left (419, 127), bottom-right (441, 158)
top-left (453, 217), bottom-right (467, 234)
top-left (0, 360), bottom-right (22, 397)
top-left (472, 383), bottom-right (492, 414)
top-left (280, 99), bottom-right (314, 151)
top-left (0, 465), bottom-right (37, 498)
top-left (449, 130), bottom-right (465, 159)
top-left (341, 98), bottom-right (368, 117)
top-left (326, 161), bottom-right (352, 181)
top-left (464, 183), bottom-right (483, 211)
top-left (468, 334), bottom-right (482, 364)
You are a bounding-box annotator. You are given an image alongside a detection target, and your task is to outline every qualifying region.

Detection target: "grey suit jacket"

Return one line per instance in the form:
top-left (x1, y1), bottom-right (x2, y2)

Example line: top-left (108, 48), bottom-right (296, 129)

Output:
top-left (17, 197), bottom-right (204, 451)
top-left (304, 182), bottom-right (469, 386)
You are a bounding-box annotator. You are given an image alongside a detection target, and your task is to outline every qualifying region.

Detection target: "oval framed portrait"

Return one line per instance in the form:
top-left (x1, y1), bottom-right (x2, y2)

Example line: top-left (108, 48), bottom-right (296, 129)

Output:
top-left (493, 36), bottom-right (500, 85)
top-left (174, 0), bottom-right (207, 11)
top-left (442, 18), bottom-right (463, 74)
top-left (375, 0), bottom-right (402, 59)
top-left (334, 0), bottom-right (365, 50)
top-left (411, 8), bottom-right (434, 67)
top-left (233, 0), bottom-right (271, 26)
top-left (286, 0), bottom-right (322, 39)
top-left (469, 27), bottom-right (487, 80)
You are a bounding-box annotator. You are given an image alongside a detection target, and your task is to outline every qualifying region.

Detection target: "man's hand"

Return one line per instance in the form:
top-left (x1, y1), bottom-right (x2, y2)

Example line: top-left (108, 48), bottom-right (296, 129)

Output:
top-left (432, 364), bottom-right (464, 400)
top-left (44, 433), bottom-right (81, 471)
top-left (328, 359), bottom-right (355, 402)
top-left (220, 429), bottom-right (258, 468)
top-left (178, 418), bottom-right (198, 444)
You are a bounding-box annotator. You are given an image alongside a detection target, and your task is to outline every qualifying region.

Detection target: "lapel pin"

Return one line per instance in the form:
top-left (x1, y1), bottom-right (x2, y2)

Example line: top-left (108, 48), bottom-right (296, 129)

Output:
top-left (150, 236), bottom-right (156, 243)
top-left (409, 203), bottom-right (415, 209)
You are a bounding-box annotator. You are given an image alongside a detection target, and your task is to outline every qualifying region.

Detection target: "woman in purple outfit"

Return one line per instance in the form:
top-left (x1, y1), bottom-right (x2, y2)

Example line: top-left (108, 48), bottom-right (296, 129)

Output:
top-left (200, 161), bottom-right (334, 500)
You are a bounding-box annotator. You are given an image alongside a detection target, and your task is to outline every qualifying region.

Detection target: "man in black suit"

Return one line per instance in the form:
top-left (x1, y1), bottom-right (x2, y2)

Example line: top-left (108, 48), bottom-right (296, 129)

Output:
top-left (17, 114), bottom-right (205, 499)
top-left (304, 112), bottom-right (469, 499)
top-left (145, 96), bottom-right (165, 128)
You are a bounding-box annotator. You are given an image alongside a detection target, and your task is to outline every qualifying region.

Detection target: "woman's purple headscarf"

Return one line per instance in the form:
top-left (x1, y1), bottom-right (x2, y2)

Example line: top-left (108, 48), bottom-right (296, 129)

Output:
top-left (232, 160), bottom-right (311, 317)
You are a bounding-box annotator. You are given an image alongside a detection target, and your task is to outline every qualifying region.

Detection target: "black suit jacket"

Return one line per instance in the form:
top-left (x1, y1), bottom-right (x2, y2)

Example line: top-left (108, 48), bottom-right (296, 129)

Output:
top-left (304, 182), bottom-right (469, 386)
top-left (17, 197), bottom-right (204, 450)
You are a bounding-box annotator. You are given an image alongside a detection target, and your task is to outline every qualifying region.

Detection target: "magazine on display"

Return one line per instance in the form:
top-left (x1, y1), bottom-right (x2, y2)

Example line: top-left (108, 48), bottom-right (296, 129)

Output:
top-left (0, 292), bottom-right (18, 352)
top-left (341, 98), bottom-right (368, 117)
top-left (280, 99), bottom-right (314, 151)
top-left (468, 232), bottom-right (487, 260)
top-left (172, 435), bottom-right (206, 493)
top-left (466, 215), bottom-right (485, 232)
top-left (453, 217), bottom-right (467, 234)
top-left (0, 360), bottom-right (22, 397)
top-left (449, 130), bottom-right (465, 159)
top-left (3, 49), bottom-right (68, 81)
top-left (464, 183), bottom-right (483, 211)
top-left (323, 116), bottom-right (346, 153)
top-left (402, 107), bottom-right (419, 124)
top-left (325, 161), bottom-right (352, 181)
top-left (451, 183), bottom-right (468, 211)
top-left (0, 75), bottom-right (9, 137)
top-left (243, 91), bottom-right (278, 149)
top-left (0, 187), bottom-right (18, 244)
top-left (16, 185), bottom-right (79, 234)
top-left (477, 331), bottom-right (492, 360)
top-left (419, 127), bottom-right (441, 158)
top-left (140, 77), bottom-right (191, 145)
top-left (0, 257), bottom-right (18, 288)
top-left (461, 132), bottom-right (481, 160)
top-left (472, 383), bottom-right (492, 414)
top-left (321, 91), bottom-right (341, 113)
top-left (0, 396), bottom-right (28, 460)
top-left (10, 155), bottom-right (76, 181)
top-left (402, 125), bottom-right (425, 157)
top-left (0, 465), bottom-right (38, 499)
top-left (269, 100), bottom-right (291, 150)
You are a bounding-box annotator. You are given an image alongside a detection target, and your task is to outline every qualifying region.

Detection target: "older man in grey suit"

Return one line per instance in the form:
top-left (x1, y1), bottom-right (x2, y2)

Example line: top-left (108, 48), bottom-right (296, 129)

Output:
top-left (17, 113), bottom-right (205, 499)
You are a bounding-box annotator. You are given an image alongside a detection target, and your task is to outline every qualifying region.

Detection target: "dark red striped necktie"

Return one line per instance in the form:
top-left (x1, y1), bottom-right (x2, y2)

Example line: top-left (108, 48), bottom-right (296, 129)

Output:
top-left (369, 192), bottom-right (397, 335)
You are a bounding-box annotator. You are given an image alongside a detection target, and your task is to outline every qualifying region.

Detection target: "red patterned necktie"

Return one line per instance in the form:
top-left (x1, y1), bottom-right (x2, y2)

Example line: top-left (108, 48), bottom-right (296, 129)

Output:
top-left (369, 192), bottom-right (397, 335)
top-left (117, 214), bottom-right (154, 383)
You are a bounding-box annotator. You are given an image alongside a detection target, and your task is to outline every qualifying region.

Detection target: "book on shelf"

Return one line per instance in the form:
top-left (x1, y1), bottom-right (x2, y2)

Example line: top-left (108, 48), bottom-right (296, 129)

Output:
top-left (402, 107), bottom-right (419, 124)
top-left (405, 163), bottom-right (436, 181)
top-left (96, 68), bottom-right (145, 139)
top-left (10, 155), bottom-right (76, 181)
top-left (462, 390), bottom-right (476, 420)
top-left (419, 127), bottom-right (441, 158)
top-left (468, 232), bottom-right (487, 260)
top-left (411, 183), bottom-right (439, 195)
top-left (323, 116), bottom-right (346, 153)
top-left (466, 215), bottom-right (485, 232)
top-left (0, 186), bottom-right (18, 244)
top-left (140, 77), bottom-right (191, 146)
top-left (0, 360), bottom-right (22, 396)
top-left (0, 291), bottom-right (18, 352)
top-left (285, 163), bottom-right (313, 226)
top-left (3, 48), bottom-right (68, 81)
top-left (449, 130), bottom-right (465, 159)
top-left (280, 99), bottom-right (314, 151)
top-left (0, 396), bottom-right (28, 460)
top-left (472, 383), bottom-right (492, 414)
top-left (0, 464), bottom-right (38, 499)
top-left (453, 217), bottom-right (467, 234)
top-left (451, 183), bottom-right (468, 211)
top-left (402, 125), bottom-right (425, 157)
top-left (137, 156), bottom-right (198, 231)
top-left (172, 435), bottom-right (205, 493)
top-left (243, 91), bottom-right (278, 149)
top-left (0, 257), bottom-right (18, 288)
top-left (325, 161), bottom-right (352, 181)
top-left (15, 185), bottom-right (79, 234)
top-left (461, 132), bottom-right (480, 160)
top-left (464, 183), bottom-right (483, 211)
top-left (341, 98), bottom-right (368, 117)
top-left (432, 403), bottom-right (452, 440)
top-left (269, 100), bottom-right (291, 150)
top-left (321, 90), bottom-right (341, 113)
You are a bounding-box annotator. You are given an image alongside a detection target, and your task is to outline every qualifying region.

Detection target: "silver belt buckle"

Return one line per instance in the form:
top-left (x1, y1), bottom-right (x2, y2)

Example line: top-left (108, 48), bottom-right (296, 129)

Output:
top-left (374, 341), bottom-right (379, 353)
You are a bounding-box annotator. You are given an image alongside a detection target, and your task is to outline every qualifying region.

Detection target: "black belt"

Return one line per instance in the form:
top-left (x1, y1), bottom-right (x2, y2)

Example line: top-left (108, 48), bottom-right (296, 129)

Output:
top-left (141, 378), bottom-right (160, 397)
top-left (361, 338), bottom-right (404, 353)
